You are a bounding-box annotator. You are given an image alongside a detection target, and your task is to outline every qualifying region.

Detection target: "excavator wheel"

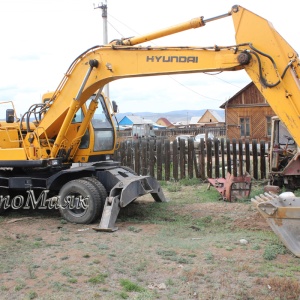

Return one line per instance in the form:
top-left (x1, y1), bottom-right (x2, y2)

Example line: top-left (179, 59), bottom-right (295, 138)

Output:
top-left (58, 179), bottom-right (103, 224)
top-left (81, 177), bottom-right (107, 220)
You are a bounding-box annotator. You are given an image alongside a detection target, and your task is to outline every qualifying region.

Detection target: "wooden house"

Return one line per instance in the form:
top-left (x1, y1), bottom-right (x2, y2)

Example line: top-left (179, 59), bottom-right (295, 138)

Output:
top-left (156, 117), bottom-right (175, 128)
top-left (220, 82), bottom-right (276, 142)
top-left (198, 109), bottom-right (225, 127)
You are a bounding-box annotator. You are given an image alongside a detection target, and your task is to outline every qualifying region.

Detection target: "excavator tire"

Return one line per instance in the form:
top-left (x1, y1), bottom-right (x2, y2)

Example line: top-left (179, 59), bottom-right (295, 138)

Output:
top-left (58, 179), bottom-right (103, 224)
top-left (81, 177), bottom-right (107, 221)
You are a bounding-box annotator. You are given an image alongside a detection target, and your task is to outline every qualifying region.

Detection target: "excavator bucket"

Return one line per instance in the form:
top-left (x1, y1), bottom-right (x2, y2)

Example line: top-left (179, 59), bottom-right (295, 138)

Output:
top-left (208, 172), bottom-right (252, 202)
top-left (251, 192), bottom-right (300, 257)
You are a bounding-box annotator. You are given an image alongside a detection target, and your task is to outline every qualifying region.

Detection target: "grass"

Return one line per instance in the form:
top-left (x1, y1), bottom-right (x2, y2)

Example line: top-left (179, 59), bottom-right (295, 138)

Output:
top-left (263, 243), bottom-right (288, 260)
top-left (120, 279), bottom-right (145, 292)
top-left (88, 273), bottom-right (108, 284)
top-left (1, 179), bottom-right (300, 300)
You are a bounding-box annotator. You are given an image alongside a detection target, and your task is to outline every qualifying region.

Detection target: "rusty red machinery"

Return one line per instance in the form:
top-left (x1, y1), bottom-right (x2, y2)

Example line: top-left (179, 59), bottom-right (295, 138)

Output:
top-left (208, 172), bottom-right (252, 202)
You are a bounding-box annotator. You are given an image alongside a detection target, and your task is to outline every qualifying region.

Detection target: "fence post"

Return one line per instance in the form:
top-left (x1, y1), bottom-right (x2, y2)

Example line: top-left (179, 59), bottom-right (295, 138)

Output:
top-left (199, 140), bottom-right (205, 180)
top-left (149, 139), bottom-right (155, 177)
top-left (232, 139), bottom-right (237, 177)
top-left (165, 139), bottom-right (171, 181)
top-left (134, 140), bottom-right (140, 175)
top-left (179, 139), bottom-right (186, 179)
top-left (245, 139), bottom-right (250, 173)
top-left (173, 140), bottom-right (179, 181)
top-left (157, 139), bottom-right (162, 180)
top-left (121, 141), bottom-right (126, 167)
top-left (188, 138), bottom-right (194, 179)
top-left (206, 138), bottom-right (212, 178)
top-left (214, 138), bottom-right (220, 178)
top-left (126, 140), bottom-right (133, 170)
top-left (226, 138), bottom-right (232, 174)
top-left (220, 138), bottom-right (225, 178)
top-left (141, 139), bottom-right (147, 176)
top-left (252, 139), bottom-right (258, 179)
top-left (238, 139), bottom-right (243, 176)
top-left (260, 140), bottom-right (266, 179)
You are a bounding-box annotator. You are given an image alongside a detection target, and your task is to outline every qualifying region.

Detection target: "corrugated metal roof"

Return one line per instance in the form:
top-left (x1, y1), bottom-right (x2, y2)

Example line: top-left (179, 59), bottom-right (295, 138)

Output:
top-left (190, 116), bottom-right (202, 124)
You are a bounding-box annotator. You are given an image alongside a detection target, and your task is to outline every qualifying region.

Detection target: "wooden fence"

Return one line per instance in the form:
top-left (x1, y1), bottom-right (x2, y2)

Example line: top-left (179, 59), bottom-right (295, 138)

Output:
top-left (113, 137), bottom-right (269, 181)
top-left (117, 126), bottom-right (226, 139)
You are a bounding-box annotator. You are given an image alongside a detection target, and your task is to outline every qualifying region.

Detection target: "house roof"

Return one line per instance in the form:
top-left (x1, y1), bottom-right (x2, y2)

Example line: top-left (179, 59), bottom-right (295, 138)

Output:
top-left (189, 116), bottom-right (201, 124)
top-left (156, 117), bottom-right (173, 127)
top-left (219, 82), bottom-right (253, 108)
top-left (119, 115), bottom-right (154, 125)
top-left (207, 109), bottom-right (225, 122)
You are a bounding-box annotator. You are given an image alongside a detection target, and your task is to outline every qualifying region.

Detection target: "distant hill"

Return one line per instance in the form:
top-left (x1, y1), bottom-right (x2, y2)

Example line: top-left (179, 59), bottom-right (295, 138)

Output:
top-left (115, 109), bottom-right (225, 123)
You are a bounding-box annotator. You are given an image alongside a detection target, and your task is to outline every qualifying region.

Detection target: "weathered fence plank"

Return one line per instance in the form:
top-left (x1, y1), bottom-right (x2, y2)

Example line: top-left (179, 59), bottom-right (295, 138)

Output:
top-left (252, 139), bottom-right (258, 180)
top-left (188, 139), bottom-right (194, 179)
top-left (232, 139), bottom-right (237, 177)
top-left (141, 139), bottom-right (147, 176)
top-left (260, 141), bottom-right (266, 179)
top-left (179, 139), bottom-right (185, 179)
top-left (245, 139), bottom-right (250, 173)
top-left (226, 139), bottom-right (232, 174)
top-left (238, 139), bottom-right (243, 176)
top-left (206, 138), bottom-right (212, 178)
top-left (220, 138), bottom-right (225, 178)
top-left (149, 139), bottom-right (155, 177)
top-left (214, 138), bottom-right (220, 178)
top-left (134, 141), bottom-right (140, 174)
top-left (165, 140), bottom-right (171, 181)
top-left (199, 140), bottom-right (205, 180)
top-left (173, 140), bottom-right (178, 181)
top-left (156, 139), bottom-right (162, 180)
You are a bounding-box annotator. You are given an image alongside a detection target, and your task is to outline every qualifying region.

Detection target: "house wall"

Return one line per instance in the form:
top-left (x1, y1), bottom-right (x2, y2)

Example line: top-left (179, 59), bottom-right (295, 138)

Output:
top-left (226, 106), bottom-right (275, 141)
top-left (222, 83), bottom-right (276, 141)
top-left (199, 111), bottom-right (218, 123)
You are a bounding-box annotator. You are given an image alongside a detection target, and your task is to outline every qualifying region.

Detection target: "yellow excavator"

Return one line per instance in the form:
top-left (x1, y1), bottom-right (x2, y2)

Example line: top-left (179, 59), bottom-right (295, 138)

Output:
top-left (1, 5), bottom-right (300, 253)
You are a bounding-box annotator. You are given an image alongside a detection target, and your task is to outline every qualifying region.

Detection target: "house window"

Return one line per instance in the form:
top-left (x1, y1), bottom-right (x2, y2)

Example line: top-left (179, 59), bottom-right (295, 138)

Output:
top-left (266, 116), bottom-right (272, 136)
top-left (240, 117), bottom-right (250, 137)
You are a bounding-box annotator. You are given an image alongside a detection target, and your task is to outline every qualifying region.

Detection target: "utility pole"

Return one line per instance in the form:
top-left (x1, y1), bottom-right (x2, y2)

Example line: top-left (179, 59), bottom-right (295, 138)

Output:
top-left (94, 1), bottom-right (109, 97)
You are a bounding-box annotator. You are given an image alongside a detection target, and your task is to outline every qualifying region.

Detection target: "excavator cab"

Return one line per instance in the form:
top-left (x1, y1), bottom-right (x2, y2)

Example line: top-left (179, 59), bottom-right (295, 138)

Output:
top-left (69, 93), bottom-right (117, 162)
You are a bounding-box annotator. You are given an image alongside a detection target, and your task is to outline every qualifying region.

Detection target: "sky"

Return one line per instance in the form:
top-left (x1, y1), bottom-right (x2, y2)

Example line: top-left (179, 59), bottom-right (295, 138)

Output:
top-left (0, 0), bottom-right (299, 117)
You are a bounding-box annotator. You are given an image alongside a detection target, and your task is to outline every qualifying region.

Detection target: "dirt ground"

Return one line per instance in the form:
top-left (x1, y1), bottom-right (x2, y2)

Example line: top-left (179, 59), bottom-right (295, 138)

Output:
top-left (1, 185), bottom-right (300, 300)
